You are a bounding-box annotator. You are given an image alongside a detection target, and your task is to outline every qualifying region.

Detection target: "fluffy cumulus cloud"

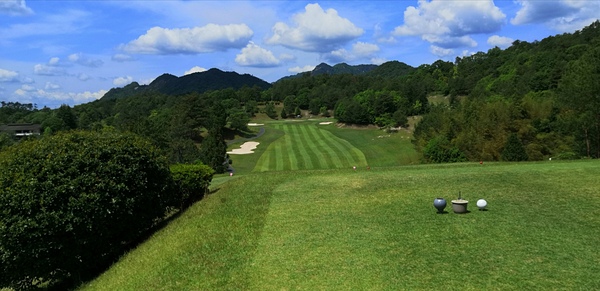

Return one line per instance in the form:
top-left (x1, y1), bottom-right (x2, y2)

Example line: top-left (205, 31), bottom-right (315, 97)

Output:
top-left (235, 42), bottom-right (281, 67)
top-left (0, 0), bottom-right (33, 16)
top-left (267, 3), bottom-right (363, 52)
top-left (512, 0), bottom-right (600, 32)
top-left (0, 68), bottom-right (20, 82)
top-left (430, 45), bottom-right (454, 57)
top-left (122, 24), bottom-right (253, 54)
top-left (393, 0), bottom-right (505, 48)
top-left (488, 35), bottom-right (514, 48)
top-left (288, 65), bottom-right (316, 73)
top-left (184, 66), bottom-right (207, 75)
top-left (113, 76), bottom-right (133, 86)
top-left (324, 41), bottom-right (380, 63)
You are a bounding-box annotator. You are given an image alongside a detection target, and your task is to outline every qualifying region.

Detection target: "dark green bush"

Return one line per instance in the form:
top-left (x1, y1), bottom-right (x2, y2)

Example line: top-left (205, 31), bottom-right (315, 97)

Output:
top-left (502, 133), bottom-right (529, 161)
top-left (0, 130), bottom-right (175, 289)
top-left (423, 136), bottom-right (466, 163)
top-left (170, 163), bottom-right (215, 209)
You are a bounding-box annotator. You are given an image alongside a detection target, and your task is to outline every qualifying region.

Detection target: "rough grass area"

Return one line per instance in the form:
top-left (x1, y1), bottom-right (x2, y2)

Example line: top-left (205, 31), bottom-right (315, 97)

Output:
top-left (81, 160), bottom-right (600, 290)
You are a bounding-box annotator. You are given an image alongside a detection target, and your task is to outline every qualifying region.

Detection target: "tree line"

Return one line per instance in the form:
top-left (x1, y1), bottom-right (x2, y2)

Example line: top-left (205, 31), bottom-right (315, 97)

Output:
top-left (2, 21), bottom-right (600, 166)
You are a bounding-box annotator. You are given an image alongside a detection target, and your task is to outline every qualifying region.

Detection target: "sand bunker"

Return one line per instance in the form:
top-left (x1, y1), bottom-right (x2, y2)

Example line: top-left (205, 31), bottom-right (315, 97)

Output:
top-left (319, 121), bottom-right (333, 125)
top-left (227, 141), bottom-right (260, 155)
top-left (247, 123), bottom-right (264, 126)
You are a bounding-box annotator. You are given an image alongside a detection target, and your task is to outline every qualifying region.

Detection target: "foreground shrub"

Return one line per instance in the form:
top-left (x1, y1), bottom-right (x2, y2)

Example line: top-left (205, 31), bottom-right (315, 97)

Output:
top-left (170, 163), bottom-right (215, 209)
top-left (0, 130), bottom-right (175, 289)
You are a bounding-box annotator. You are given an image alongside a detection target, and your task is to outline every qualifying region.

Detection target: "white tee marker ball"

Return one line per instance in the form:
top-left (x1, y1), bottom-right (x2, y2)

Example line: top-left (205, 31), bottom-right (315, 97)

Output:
top-left (477, 199), bottom-right (487, 210)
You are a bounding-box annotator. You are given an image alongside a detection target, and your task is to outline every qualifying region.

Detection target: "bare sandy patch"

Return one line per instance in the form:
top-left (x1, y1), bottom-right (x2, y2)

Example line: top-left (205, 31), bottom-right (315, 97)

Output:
top-left (247, 123), bottom-right (264, 126)
top-left (227, 141), bottom-right (260, 155)
top-left (319, 121), bottom-right (333, 125)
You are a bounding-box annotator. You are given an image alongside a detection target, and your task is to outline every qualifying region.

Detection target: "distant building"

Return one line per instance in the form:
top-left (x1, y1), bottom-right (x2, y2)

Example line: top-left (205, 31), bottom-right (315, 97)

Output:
top-left (0, 123), bottom-right (42, 138)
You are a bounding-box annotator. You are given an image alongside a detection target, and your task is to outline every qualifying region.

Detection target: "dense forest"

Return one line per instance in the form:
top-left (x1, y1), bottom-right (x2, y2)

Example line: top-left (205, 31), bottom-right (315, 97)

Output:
top-left (1, 21), bottom-right (600, 168)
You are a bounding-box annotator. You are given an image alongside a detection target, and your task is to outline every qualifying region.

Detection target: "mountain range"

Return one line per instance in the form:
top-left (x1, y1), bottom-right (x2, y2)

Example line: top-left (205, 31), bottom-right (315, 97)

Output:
top-left (101, 61), bottom-right (415, 100)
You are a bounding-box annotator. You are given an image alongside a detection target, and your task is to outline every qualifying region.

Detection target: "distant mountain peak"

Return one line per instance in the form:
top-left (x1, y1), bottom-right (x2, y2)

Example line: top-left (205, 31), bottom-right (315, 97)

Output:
top-left (101, 68), bottom-right (271, 100)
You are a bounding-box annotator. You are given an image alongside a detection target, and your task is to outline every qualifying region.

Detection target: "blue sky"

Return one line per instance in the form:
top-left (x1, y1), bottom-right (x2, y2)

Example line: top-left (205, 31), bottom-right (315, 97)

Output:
top-left (1, 0), bottom-right (599, 108)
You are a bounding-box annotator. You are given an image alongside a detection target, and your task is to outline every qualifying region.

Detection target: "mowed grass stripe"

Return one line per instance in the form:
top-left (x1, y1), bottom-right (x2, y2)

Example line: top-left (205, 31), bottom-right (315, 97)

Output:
top-left (314, 125), bottom-right (367, 168)
top-left (283, 131), bottom-right (299, 170)
top-left (288, 124), bottom-right (314, 169)
top-left (302, 124), bottom-right (337, 169)
top-left (254, 124), bottom-right (284, 172)
top-left (309, 126), bottom-right (344, 168)
top-left (297, 124), bottom-right (328, 169)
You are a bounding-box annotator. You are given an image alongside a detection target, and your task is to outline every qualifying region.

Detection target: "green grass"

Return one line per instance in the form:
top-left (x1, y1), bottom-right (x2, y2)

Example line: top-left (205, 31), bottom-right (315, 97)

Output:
top-left (222, 120), bottom-right (420, 178)
top-left (81, 160), bottom-right (600, 290)
top-left (254, 122), bottom-right (367, 171)
top-left (322, 123), bottom-right (420, 166)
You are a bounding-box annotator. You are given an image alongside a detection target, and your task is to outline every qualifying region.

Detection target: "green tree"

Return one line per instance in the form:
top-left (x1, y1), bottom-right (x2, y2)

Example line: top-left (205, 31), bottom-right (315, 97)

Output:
top-left (199, 129), bottom-right (227, 173)
top-left (280, 107), bottom-right (287, 119)
top-left (264, 102), bottom-right (277, 119)
top-left (501, 133), bottom-right (529, 161)
top-left (56, 104), bottom-right (77, 130)
top-left (228, 109), bottom-right (250, 131)
top-left (558, 46), bottom-right (600, 158)
top-left (0, 131), bottom-right (175, 289)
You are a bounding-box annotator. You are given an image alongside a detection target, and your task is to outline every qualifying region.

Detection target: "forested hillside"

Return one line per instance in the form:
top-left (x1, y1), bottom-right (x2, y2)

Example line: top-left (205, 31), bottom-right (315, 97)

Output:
top-left (1, 21), bottom-right (599, 167)
top-left (101, 68), bottom-right (271, 100)
top-left (414, 20), bottom-right (600, 162)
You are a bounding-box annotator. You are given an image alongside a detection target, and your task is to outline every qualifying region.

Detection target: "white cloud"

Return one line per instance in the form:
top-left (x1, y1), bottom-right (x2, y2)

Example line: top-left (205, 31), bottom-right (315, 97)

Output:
top-left (235, 42), bottom-right (281, 67)
top-left (21, 84), bottom-right (36, 91)
top-left (393, 0), bottom-right (505, 48)
top-left (111, 54), bottom-right (135, 62)
top-left (288, 65), bottom-right (316, 73)
top-left (122, 23), bottom-right (253, 54)
top-left (488, 35), bottom-right (514, 48)
top-left (512, 0), bottom-right (600, 32)
top-left (33, 64), bottom-right (66, 76)
top-left (184, 66), bottom-right (207, 75)
top-left (113, 76), bottom-right (133, 86)
top-left (47, 57), bottom-right (71, 67)
top-left (0, 0), bottom-right (33, 16)
top-left (68, 53), bottom-right (104, 67)
top-left (266, 3), bottom-right (363, 52)
top-left (0, 68), bottom-right (20, 82)
top-left (15, 88), bottom-right (108, 103)
top-left (45, 82), bottom-right (61, 90)
top-left (423, 35), bottom-right (477, 48)
top-left (352, 42), bottom-right (380, 57)
top-left (324, 41), bottom-right (380, 63)
top-left (430, 45), bottom-right (454, 57)
top-left (371, 57), bottom-right (387, 65)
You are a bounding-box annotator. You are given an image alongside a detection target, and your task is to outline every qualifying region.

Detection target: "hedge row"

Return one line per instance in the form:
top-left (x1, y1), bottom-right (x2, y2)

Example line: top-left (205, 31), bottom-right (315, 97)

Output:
top-left (0, 130), bottom-right (214, 290)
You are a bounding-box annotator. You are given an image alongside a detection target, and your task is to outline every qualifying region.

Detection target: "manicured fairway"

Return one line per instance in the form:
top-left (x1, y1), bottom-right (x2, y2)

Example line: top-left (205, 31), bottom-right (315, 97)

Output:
top-left (81, 160), bottom-right (600, 290)
top-left (253, 122), bottom-right (367, 172)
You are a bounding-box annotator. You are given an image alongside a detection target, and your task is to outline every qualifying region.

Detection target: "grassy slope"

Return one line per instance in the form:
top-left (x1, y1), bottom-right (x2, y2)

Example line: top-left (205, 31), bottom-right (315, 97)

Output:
top-left (81, 160), bottom-right (600, 290)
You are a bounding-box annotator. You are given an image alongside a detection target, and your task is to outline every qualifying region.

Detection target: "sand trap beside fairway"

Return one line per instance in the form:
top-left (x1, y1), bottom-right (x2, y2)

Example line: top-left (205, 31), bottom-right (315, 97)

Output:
top-left (248, 123), bottom-right (264, 126)
top-left (228, 141), bottom-right (260, 155)
top-left (319, 121), bottom-right (333, 125)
